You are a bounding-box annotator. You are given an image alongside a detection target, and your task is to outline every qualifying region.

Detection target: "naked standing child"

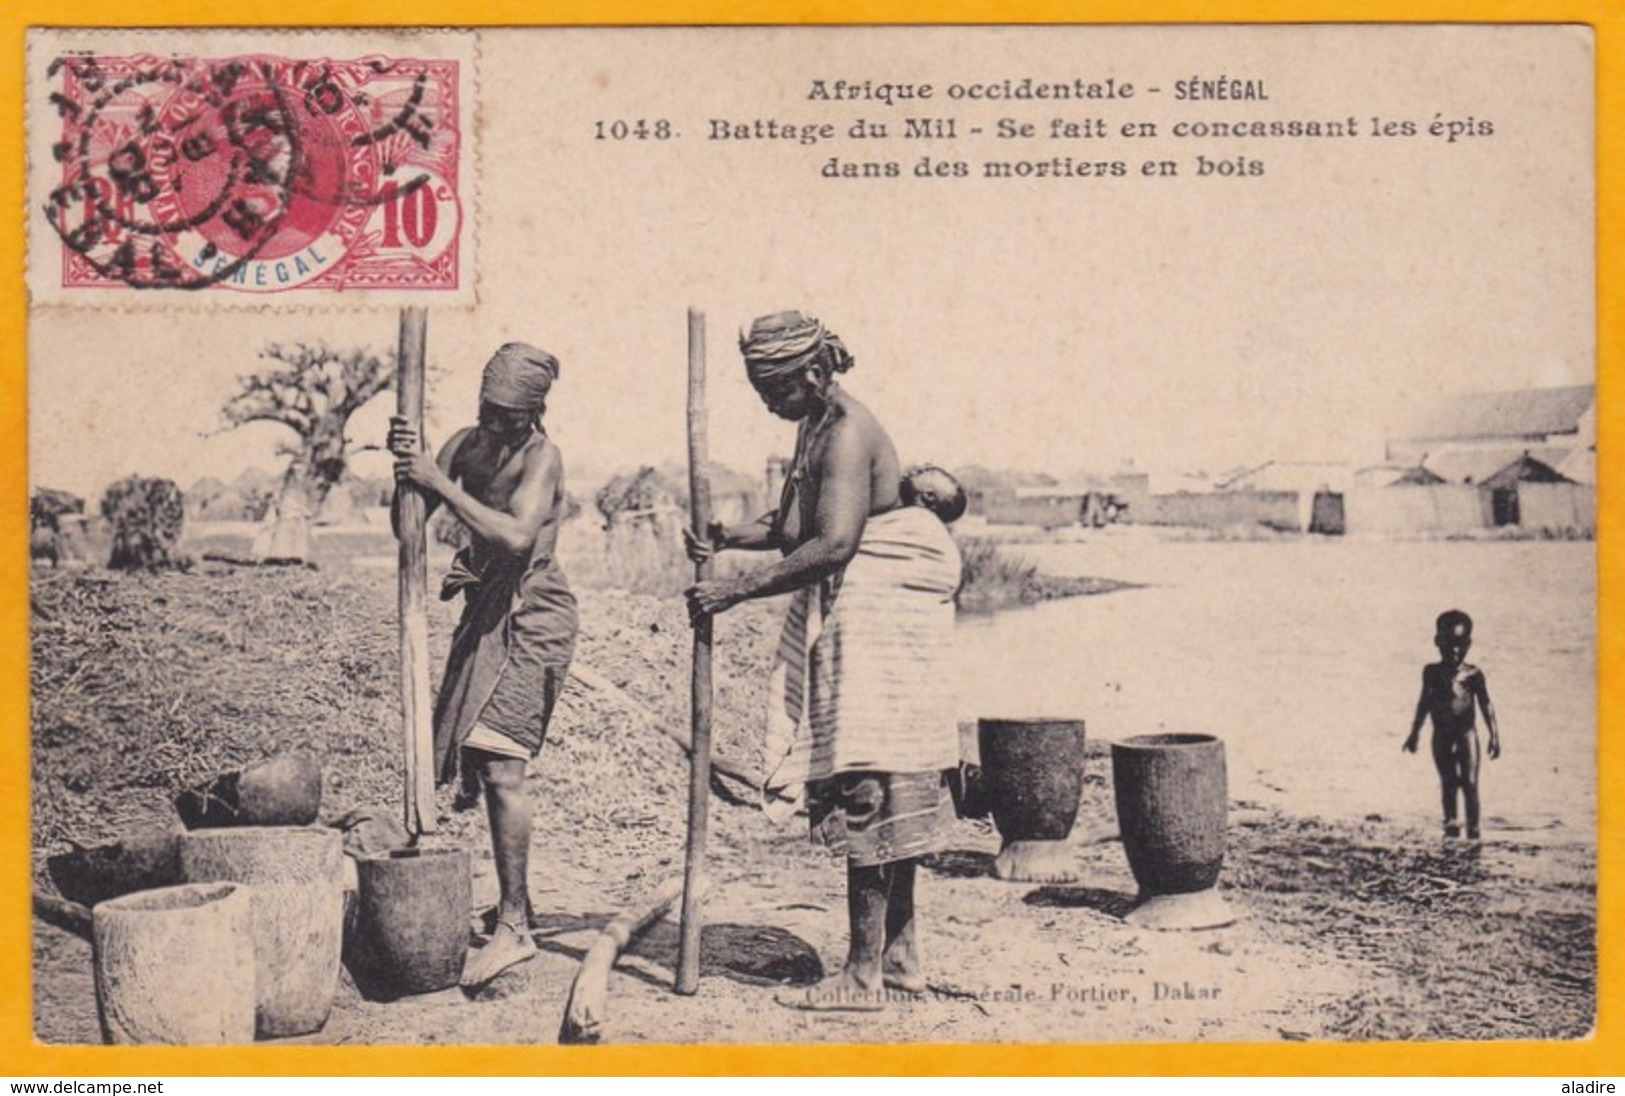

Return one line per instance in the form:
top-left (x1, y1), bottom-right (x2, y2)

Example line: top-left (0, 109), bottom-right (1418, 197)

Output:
top-left (1404, 609), bottom-right (1502, 840)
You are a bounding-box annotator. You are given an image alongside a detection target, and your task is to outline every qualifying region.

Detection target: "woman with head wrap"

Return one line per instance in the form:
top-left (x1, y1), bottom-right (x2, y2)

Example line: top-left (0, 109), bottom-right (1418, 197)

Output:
top-left (686, 311), bottom-right (963, 1011)
top-left (390, 341), bottom-right (579, 988)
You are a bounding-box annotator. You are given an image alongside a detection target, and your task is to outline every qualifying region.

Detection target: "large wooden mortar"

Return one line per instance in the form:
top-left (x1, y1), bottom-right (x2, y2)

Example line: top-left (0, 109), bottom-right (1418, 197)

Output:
top-left (1111, 733), bottom-right (1237, 929)
top-left (978, 717), bottom-right (1088, 882)
top-left (180, 826), bottom-right (344, 1037)
top-left (93, 882), bottom-right (256, 1045)
top-left (347, 848), bottom-right (470, 999)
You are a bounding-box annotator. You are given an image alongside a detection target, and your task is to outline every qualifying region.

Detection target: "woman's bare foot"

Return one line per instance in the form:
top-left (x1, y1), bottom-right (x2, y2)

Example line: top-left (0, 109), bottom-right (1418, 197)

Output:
top-left (774, 971), bottom-right (887, 1012)
top-left (881, 937), bottom-right (925, 994)
top-left (460, 920), bottom-right (536, 989)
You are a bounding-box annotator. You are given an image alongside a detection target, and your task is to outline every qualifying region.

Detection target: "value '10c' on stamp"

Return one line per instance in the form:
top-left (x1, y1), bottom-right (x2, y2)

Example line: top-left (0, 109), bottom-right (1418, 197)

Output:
top-left (26, 29), bottom-right (477, 307)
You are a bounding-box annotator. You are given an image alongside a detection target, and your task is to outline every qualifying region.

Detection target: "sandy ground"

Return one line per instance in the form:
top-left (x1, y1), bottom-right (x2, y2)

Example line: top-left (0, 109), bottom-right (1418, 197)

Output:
top-left (28, 538), bottom-right (1596, 1047)
top-left (32, 789), bottom-right (1595, 1046)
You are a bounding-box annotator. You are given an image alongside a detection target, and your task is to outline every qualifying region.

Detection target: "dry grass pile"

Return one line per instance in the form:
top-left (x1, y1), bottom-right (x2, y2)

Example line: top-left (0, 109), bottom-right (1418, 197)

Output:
top-left (30, 566), bottom-right (403, 876)
top-left (28, 565), bottom-right (788, 904)
top-left (1228, 812), bottom-right (1596, 1040)
top-left (517, 587), bottom-right (791, 899)
top-left (569, 588), bottom-right (781, 790)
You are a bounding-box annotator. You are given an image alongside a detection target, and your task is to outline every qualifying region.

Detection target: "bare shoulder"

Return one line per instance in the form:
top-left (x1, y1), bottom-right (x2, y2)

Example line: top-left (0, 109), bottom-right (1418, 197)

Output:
top-left (522, 432), bottom-right (563, 476)
top-left (837, 390), bottom-right (884, 431)
top-left (824, 391), bottom-right (894, 454)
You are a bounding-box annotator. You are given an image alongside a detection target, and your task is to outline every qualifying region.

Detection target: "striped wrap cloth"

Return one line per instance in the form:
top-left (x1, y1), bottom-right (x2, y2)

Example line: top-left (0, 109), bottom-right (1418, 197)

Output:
top-left (761, 506), bottom-right (963, 821)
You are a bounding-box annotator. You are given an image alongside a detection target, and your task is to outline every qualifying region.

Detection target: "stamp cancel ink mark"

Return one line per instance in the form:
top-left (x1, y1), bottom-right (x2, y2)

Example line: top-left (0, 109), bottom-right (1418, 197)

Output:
top-left (43, 51), bottom-right (464, 293)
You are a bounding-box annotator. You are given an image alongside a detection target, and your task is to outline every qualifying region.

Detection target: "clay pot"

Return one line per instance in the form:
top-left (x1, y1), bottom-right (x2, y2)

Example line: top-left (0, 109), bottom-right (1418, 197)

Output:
top-left (346, 848), bottom-right (471, 999)
top-left (977, 717), bottom-right (1088, 882)
top-left (48, 831), bottom-right (181, 908)
top-left (93, 882), bottom-right (256, 1045)
top-left (180, 826), bottom-right (344, 1037)
top-left (175, 752), bottom-right (323, 830)
top-left (1111, 733), bottom-right (1236, 929)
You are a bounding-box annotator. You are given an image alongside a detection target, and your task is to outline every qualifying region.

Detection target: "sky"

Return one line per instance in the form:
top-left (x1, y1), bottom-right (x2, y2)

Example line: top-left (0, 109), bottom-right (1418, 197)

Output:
top-left (27, 25), bottom-right (1595, 501)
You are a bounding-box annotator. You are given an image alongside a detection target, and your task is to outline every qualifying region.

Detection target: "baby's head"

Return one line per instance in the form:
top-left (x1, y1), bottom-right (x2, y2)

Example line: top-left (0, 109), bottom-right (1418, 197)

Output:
top-left (901, 464), bottom-right (967, 525)
top-left (1434, 609), bottom-right (1473, 666)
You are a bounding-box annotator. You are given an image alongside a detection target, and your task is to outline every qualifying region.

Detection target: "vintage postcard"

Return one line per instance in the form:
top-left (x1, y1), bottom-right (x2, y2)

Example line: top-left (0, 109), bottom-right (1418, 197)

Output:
top-left (8, 12), bottom-right (1615, 1077)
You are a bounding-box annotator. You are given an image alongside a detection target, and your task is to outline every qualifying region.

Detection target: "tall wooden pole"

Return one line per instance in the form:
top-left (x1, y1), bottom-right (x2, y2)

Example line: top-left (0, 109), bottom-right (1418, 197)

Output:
top-left (676, 307), bottom-right (714, 994)
top-left (397, 307), bottom-right (436, 836)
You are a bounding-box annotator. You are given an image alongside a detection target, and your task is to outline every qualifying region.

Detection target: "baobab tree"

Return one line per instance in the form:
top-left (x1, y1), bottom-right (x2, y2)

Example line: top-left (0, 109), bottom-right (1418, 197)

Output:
top-left (218, 341), bottom-right (397, 509)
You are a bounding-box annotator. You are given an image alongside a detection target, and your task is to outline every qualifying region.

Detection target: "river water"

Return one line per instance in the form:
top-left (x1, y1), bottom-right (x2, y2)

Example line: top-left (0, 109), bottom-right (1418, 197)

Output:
top-left (952, 532), bottom-right (1596, 838)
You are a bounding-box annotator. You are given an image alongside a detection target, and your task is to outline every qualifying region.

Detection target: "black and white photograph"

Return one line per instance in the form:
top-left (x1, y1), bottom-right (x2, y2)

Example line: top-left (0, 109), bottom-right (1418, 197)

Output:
top-left (20, 22), bottom-right (1599, 1055)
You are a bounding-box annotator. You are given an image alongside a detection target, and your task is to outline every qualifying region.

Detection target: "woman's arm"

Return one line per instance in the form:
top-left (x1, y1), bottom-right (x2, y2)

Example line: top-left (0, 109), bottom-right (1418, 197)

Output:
top-left (717, 512), bottom-right (780, 551)
top-left (684, 511), bottom-right (780, 564)
top-left (687, 421), bottom-right (869, 617)
top-left (390, 422), bottom-right (464, 537)
top-left (428, 444), bottom-right (563, 557)
top-left (394, 423), bottom-right (562, 557)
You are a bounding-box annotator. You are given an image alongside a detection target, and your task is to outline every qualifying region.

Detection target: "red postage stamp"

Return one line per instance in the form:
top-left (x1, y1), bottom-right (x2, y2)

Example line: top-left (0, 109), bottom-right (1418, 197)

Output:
top-left (30, 32), bottom-right (475, 305)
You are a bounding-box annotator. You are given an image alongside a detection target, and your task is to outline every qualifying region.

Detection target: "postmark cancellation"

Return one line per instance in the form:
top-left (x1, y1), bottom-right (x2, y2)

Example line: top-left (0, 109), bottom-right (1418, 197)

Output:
top-left (27, 29), bottom-right (477, 308)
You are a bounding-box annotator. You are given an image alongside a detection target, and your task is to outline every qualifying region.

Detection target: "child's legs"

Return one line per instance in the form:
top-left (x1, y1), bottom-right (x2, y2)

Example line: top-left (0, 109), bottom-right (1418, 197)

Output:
top-left (1430, 732), bottom-right (1460, 823)
top-left (1455, 731), bottom-right (1482, 834)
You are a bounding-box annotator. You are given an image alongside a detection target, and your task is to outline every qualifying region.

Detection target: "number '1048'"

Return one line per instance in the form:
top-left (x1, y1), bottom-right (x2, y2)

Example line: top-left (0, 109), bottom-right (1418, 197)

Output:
top-left (594, 119), bottom-right (675, 139)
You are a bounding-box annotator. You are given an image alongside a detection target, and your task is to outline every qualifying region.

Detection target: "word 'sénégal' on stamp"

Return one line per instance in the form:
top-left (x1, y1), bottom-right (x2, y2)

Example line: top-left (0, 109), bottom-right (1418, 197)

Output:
top-left (27, 29), bottom-right (477, 308)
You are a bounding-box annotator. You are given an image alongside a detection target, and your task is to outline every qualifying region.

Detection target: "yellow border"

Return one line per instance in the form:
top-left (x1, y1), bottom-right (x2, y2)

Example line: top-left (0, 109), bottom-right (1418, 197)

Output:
top-left (1, 0), bottom-right (1617, 1077)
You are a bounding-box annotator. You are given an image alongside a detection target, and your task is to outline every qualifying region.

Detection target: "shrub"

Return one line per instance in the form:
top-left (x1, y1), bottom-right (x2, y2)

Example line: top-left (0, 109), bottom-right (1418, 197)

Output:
top-left (100, 476), bottom-right (186, 571)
